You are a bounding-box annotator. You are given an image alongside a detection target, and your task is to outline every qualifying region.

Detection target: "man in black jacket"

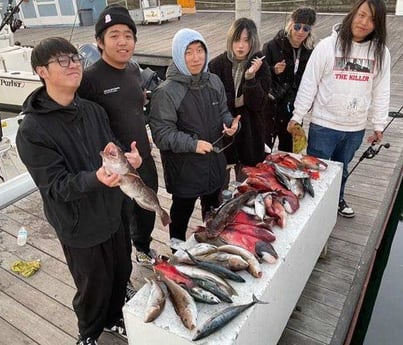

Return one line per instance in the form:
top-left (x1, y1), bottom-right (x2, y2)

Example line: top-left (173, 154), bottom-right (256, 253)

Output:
top-left (16, 37), bottom-right (142, 345)
top-left (78, 4), bottom-right (159, 266)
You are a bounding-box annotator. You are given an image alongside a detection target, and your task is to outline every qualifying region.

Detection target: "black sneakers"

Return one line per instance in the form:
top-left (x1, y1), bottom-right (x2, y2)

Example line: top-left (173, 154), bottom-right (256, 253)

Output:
top-left (125, 281), bottom-right (137, 302)
top-left (135, 249), bottom-right (156, 265)
top-left (104, 318), bottom-right (127, 339)
top-left (338, 199), bottom-right (355, 218)
top-left (76, 337), bottom-right (98, 345)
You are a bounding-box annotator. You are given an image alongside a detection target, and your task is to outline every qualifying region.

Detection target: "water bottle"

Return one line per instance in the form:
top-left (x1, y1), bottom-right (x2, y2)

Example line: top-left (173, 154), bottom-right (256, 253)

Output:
top-left (221, 189), bottom-right (233, 204)
top-left (17, 227), bottom-right (28, 246)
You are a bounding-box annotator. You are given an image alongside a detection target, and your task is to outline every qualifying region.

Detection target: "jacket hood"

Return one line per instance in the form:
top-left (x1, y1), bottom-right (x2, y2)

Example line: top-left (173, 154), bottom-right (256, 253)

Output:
top-left (331, 23), bottom-right (341, 38)
top-left (274, 29), bottom-right (287, 41)
top-left (22, 86), bottom-right (82, 122)
top-left (165, 62), bottom-right (210, 87)
top-left (172, 28), bottom-right (209, 76)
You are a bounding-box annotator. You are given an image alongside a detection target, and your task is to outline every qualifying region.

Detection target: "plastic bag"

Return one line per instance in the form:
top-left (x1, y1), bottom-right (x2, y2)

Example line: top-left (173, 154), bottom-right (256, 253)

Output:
top-left (11, 259), bottom-right (41, 277)
top-left (291, 123), bottom-right (307, 154)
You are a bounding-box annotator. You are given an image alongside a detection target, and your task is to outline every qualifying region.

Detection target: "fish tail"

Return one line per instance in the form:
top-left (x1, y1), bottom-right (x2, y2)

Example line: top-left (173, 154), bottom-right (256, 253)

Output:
top-left (160, 209), bottom-right (172, 226)
top-left (252, 294), bottom-right (269, 305)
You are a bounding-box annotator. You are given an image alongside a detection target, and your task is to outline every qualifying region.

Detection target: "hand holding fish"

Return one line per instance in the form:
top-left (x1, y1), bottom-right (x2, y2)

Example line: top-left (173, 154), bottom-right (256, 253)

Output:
top-left (96, 166), bottom-right (121, 187)
top-left (124, 141), bottom-right (142, 169)
top-left (97, 142), bottom-right (123, 187)
top-left (223, 114), bottom-right (241, 137)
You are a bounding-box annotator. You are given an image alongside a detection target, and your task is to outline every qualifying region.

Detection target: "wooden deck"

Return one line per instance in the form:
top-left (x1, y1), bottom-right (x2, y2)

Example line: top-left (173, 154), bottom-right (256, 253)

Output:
top-left (1, 11), bottom-right (402, 345)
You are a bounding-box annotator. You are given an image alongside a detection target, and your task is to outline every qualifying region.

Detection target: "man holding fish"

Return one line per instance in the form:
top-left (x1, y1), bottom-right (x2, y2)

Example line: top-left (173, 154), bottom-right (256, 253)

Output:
top-left (78, 4), bottom-right (159, 266)
top-left (16, 37), bottom-right (142, 345)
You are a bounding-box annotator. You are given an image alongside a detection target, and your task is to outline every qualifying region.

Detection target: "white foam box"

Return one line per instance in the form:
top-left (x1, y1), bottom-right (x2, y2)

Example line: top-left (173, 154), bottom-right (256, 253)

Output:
top-left (123, 160), bottom-right (342, 345)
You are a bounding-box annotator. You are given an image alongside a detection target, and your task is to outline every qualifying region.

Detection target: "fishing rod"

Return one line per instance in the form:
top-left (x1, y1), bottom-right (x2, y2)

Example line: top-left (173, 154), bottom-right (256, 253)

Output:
top-left (347, 105), bottom-right (403, 178)
top-left (0, 0), bottom-right (27, 33)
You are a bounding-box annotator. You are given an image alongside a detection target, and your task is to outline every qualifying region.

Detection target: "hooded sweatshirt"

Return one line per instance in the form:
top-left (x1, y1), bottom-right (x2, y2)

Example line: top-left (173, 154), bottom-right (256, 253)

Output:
top-left (16, 87), bottom-right (124, 248)
top-left (149, 29), bottom-right (234, 198)
top-left (292, 24), bottom-right (390, 132)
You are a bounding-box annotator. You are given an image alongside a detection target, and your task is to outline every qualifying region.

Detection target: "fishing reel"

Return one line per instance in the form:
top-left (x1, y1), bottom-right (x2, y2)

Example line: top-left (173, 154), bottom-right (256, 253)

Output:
top-left (1, 0), bottom-right (25, 33)
top-left (361, 142), bottom-right (390, 160)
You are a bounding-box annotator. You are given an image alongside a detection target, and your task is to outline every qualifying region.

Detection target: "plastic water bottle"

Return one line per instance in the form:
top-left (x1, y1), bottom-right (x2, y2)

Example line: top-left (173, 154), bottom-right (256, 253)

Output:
top-left (17, 227), bottom-right (28, 246)
top-left (221, 189), bottom-right (233, 204)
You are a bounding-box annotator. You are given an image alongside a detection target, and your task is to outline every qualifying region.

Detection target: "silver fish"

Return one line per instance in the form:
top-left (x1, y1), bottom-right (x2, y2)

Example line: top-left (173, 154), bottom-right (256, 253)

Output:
top-left (192, 294), bottom-right (268, 340)
top-left (254, 193), bottom-right (266, 221)
top-left (187, 285), bottom-right (221, 305)
top-left (174, 264), bottom-right (237, 297)
top-left (198, 252), bottom-right (249, 271)
top-left (174, 243), bottom-right (218, 264)
top-left (144, 277), bottom-right (166, 323)
top-left (273, 162), bottom-right (310, 179)
top-left (158, 275), bottom-right (197, 330)
top-left (289, 178), bottom-right (305, 199)
top-left (184, 249), bottom-right (245, 283)
top-left (100, 146), bottom-right (171, 226)
top-left (217, 244), bottom-right (262, 278)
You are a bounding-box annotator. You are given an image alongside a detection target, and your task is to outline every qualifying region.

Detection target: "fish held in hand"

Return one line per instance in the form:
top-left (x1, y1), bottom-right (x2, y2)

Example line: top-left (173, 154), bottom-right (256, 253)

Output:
top-left (100, 146), bottom-right (171, 226)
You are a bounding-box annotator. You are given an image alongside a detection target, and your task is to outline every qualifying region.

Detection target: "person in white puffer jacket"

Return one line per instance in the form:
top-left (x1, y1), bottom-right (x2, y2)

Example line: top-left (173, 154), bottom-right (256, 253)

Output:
top-left (287, 0), bottom-right (390, 218)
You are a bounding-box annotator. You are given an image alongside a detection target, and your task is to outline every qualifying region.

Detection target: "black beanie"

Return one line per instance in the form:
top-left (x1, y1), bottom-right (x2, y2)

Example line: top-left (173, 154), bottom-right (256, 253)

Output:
top-left (95, 5), bottom-right (137, 38)
top-left (291, 7), bottom-right (316, 26)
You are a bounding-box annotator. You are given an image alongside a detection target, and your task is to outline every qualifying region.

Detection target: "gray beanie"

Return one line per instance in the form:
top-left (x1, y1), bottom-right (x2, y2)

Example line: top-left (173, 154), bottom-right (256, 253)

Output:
top-left (291, 7), bottom-right (316, 26)
top-left (95, 5), bottom-right (137, 38)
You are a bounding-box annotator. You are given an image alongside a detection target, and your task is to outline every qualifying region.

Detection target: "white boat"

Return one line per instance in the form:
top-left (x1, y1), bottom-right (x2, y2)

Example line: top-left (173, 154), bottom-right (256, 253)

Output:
top-left (0, 1), bottom-right (41, 112)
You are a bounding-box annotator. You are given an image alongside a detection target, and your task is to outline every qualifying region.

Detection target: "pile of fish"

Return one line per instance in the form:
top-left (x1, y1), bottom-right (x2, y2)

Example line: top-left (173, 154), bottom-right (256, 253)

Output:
top-left (143, 249), bottom-right (267, 341)
top-left (139, 153), bottom-right (328, 341)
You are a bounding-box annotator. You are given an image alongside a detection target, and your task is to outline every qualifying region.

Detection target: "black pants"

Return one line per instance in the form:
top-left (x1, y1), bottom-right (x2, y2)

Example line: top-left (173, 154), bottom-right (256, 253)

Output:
top-left (266, 102), bottom-right (293, 152)
top-left (63, 224), bottom-right (132, 340)
top-left (169, 189), bottom-right (221, 241)
top-left (125, 155), bottom-right (158, 253)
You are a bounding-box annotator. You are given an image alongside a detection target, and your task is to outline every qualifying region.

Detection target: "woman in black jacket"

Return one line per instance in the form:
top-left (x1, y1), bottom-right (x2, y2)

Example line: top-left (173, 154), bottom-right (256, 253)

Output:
top-left (262, 7), bottom-right (316, 152)
top-left (209, 17), bottom-right (271, 184)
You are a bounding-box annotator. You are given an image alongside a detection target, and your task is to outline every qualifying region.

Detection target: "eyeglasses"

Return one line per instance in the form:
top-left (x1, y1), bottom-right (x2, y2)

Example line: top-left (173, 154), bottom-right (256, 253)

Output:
top-left (211, 134), bottom-right (235, 153)
top-left (46, 54), bottom-right (83, 68)
top-left (293, 23), bottom-right (312, 33)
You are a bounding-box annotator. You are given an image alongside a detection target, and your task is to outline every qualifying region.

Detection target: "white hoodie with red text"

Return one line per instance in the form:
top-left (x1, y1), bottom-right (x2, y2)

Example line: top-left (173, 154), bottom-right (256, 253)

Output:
top-left (292, 24), bottom-right (390, 132)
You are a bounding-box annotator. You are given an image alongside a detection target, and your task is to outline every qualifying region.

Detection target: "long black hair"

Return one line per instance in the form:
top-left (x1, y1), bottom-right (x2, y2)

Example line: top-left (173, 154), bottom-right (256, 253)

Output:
top-left (338, 0), bottom-right (387, 71)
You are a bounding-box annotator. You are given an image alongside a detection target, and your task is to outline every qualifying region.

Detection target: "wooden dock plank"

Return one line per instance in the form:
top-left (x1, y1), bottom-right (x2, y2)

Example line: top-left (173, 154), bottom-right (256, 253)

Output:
top-left (0, 10), bottom-right (401, 345)
top-left (0, 291), bottom-right (75, 345)
top-left (0, 317), bottom-right (40, 345)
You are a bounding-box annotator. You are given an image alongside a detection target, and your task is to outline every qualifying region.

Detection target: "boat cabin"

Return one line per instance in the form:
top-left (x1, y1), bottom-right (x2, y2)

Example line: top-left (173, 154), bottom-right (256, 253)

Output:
top-left (0, 0), bottom-right (108, 27)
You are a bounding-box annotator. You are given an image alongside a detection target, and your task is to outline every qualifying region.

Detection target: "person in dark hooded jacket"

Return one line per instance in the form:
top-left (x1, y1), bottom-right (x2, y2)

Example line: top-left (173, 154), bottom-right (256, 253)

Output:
top-left (149, 28), bottom-right (240, 243)
top-left (209, 17), bottom-right (271, 185)
top-left (16, 37), bottom-right (142, 345)
top-left (262, 7), bottom-right (316, 152)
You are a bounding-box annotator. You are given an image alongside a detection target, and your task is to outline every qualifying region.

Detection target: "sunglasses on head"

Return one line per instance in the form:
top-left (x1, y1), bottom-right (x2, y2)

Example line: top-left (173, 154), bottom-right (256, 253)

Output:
top-left (293, 23), bottom-right (312, 33)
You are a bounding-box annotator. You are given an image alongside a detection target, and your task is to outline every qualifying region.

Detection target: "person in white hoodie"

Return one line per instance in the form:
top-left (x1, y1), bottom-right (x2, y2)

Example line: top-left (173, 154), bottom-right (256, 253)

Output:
top-left (287, 0), bottom-right (390, 218)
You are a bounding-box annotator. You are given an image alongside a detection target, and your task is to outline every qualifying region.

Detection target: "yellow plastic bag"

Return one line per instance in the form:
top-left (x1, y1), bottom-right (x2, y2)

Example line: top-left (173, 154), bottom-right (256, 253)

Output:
top-left (291, 123), bottom-right (307, 154)
top-left (11, 259), bottom-right (41, 277)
